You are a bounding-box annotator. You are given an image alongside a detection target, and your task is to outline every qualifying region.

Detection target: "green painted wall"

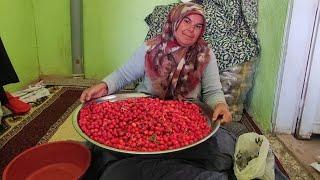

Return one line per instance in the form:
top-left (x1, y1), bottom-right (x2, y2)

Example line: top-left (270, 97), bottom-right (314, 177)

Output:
top-left (0, 0), bottom-right (178, 91)
top-left (0, 0), bottom-right (72, 91)
top-left (83, 0), bottom-right (177, 79)
top-left (0, 0), bottom-right (39, 92)
top-left (32, 0), bottom-right (72, 76)
top-left (246, 0), bottom-right (289, 132)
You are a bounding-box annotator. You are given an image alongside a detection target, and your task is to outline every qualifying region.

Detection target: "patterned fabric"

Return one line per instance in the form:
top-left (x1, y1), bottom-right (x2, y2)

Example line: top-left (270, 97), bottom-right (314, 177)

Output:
top-left (145, 0), bottom-right (260, 70)
top-left (145, 3), bottom-right (211, 100)
top-left (0, 102), bottom-right (3, 121)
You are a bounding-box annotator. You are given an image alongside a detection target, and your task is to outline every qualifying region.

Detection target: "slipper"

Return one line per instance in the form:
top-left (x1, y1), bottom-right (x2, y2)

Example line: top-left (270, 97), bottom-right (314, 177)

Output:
top-left (4, 92), bottom-right (31, 115)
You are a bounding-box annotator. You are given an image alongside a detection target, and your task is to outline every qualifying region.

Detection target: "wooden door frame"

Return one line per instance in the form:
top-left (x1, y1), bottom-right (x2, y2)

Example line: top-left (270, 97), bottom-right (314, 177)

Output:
top-left (272, 0), bottom-right (320, 134)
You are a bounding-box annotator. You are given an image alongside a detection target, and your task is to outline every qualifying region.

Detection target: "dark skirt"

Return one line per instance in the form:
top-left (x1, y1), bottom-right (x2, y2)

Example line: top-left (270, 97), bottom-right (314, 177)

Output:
top-left (84, 127), bottom-right (237, 180)
top-left (0, 37), bottom-right (19, 86)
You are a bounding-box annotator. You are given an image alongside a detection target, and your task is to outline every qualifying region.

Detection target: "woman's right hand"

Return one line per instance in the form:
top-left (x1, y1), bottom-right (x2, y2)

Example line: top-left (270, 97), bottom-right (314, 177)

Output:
top-left (80, 82), bottom-right (108, 103)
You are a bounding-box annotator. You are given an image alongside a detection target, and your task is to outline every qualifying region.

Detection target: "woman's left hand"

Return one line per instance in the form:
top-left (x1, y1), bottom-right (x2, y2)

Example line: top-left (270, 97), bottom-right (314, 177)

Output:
top-left (212, 103), bottom-right (232, 124)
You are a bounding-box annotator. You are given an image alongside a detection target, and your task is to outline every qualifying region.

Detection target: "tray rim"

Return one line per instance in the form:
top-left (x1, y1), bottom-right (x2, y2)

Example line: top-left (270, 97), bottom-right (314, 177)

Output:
top-left (72, 93), bottom-right (220, 154)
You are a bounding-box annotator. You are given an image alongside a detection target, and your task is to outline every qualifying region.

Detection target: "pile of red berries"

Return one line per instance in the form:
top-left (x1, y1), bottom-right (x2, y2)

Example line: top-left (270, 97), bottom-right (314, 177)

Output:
top-left (78, 97), bottom-right (211, 152)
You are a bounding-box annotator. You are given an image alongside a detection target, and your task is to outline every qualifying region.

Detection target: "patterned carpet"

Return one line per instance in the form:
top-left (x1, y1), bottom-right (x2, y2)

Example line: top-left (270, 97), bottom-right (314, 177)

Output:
top-left (0, 86), bottom-right (68, 145)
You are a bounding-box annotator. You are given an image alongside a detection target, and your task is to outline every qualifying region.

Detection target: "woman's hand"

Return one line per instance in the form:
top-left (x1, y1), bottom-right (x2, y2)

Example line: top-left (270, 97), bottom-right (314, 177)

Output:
top-left (80, 82), bottom-right (108, 103)
top-left (212, 103), bottom-right (232, 124)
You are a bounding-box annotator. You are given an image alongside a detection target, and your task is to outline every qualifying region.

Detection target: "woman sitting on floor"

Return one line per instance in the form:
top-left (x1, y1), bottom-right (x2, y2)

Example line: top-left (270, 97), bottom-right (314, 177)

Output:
top-left (80, 2), bottom-right (236, 179)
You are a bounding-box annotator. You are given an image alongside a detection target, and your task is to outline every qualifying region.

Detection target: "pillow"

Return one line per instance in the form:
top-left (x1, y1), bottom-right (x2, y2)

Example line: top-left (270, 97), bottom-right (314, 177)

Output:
top-left (145, 4), bottom-right (176, 40)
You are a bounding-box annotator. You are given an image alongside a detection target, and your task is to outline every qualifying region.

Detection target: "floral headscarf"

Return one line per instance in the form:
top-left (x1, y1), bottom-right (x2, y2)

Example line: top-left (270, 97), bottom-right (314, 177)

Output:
top-left (145, 2), bottom-right (211, 100)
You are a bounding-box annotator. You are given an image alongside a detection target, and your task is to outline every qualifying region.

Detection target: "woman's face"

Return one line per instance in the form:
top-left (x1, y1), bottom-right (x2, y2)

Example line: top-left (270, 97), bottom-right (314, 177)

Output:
top-left (174, 14), bottom-right (204, 47)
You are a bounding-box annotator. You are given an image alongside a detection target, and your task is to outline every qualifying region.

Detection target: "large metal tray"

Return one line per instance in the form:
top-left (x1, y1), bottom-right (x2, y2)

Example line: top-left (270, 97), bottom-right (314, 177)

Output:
top-left (73, 93), bottom-right (220, 154)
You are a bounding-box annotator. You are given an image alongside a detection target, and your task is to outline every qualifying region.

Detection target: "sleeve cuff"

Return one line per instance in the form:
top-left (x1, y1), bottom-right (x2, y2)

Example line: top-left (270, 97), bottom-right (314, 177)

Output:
top-left (102, 77), bottom-right (116, 95)
top-left (206, 97), bottom-right (227, 110)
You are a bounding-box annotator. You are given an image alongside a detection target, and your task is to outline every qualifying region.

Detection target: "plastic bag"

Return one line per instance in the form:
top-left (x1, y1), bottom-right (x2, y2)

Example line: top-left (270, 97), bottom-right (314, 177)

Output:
top-left (219, 60), bottom-right (256, 121)
top-left (234, 132), bottom-right (275, 180)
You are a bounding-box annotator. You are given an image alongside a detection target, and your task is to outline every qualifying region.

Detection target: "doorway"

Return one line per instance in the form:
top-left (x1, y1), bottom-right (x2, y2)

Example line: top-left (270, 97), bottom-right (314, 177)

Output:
top-left (273, 0), bottom-right (320, 139)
